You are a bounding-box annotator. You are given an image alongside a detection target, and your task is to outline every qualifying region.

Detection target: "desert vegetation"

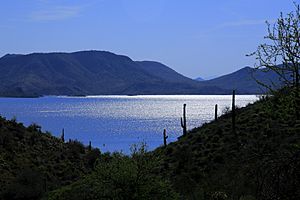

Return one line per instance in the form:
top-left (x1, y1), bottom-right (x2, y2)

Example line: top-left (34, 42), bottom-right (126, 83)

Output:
top-left (0, 3), bottom-right (300, 200)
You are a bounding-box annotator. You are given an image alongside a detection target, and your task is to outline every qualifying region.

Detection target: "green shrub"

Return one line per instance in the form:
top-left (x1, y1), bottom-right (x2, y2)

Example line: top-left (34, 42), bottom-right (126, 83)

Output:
top-left (46, 144), bottom-right (179, 200)
top-left (3, 168), bottom-right (45, 200)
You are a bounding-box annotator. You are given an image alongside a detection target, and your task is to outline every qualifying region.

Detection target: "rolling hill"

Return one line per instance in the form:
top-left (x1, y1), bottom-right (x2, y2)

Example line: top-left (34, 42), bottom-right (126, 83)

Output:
top-left (0, 51), bottom-right (228, 97)
top-left (0, 50), bottom-right (289, 96)
top-left (197, 67), bottom-right (284, 94)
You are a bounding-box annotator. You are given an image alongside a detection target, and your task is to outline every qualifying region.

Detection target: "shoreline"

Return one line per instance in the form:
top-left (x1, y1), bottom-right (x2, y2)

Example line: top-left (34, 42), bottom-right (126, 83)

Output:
top-left (0, 93), bottom-right (263, 98)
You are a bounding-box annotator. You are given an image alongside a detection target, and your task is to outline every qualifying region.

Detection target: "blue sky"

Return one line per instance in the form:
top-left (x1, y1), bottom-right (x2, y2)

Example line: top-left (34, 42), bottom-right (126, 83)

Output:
top-left (0, 0), bottom-right (298, 78)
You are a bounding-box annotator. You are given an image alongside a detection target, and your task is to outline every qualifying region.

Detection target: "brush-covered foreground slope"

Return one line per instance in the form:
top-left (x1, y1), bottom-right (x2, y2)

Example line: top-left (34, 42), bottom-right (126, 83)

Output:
top-left (0, 117), bottom-right (179, 200)
top-left (198, 67), bottom-right (284, 94)
top-left (0, 119), bottom-right (101, 200)
top-left (156, 88), bottom-right (300, 199)
top-left (45, 145), bottom-right (179, 200)
top-left (44, 88), bottom-right (300, 200)
top-left (0, 51), bottom-right (227, 97)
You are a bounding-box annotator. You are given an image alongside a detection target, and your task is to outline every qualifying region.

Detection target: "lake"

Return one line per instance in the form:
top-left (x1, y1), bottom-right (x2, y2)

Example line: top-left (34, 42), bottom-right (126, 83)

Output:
top-left (0, 95), bottom-right (258, 153)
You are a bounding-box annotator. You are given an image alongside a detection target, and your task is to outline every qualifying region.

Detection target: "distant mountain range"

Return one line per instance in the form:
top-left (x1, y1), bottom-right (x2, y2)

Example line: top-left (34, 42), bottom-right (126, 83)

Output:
top-left (0, 51), bottom-right (229, 97)
top-left (195, 77), bottom-right (205, 81)
top-left (196, 67), bottom-right (284, 94)
top-left (0, 51), bottom-right (283, 97)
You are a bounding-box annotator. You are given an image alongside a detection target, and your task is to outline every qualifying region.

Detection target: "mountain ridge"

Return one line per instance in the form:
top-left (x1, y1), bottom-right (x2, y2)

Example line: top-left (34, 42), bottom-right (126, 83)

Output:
top-left (0, 50), bottom-right (286, 97)
top-left (0, 51), bottom-right (229, 97)
top-left (197, 66), bottom-right (284, 94)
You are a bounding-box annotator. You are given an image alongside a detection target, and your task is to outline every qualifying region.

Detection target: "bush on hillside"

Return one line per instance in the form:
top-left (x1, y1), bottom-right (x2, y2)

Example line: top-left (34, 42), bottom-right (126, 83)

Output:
top-left (46, 143), bottom-right (179, 200)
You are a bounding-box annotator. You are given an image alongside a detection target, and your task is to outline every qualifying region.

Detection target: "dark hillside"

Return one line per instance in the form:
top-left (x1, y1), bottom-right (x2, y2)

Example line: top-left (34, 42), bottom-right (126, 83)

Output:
top-left (0, 118), bottom-right (101, 199)
top-left (1, 86), bottom-right (299, 200)
top-left (43, 88), bottom-right (300, 200)
top-left (156, 88), bottom-right (300, 199)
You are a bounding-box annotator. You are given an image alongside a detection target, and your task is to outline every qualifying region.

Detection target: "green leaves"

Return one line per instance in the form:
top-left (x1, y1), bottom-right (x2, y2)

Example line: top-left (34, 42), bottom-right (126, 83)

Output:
top-left (47, 144), bottom-right (179, 200)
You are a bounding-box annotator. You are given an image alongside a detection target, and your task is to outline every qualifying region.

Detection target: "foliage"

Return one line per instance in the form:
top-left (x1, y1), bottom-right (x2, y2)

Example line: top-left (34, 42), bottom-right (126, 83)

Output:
top-left (156, 87), bottom-right (300, 200)
top-left (46, 143), bottom-right (179, 200)
top-left (249, 3), bottom-right (300, 91)
top-left (249, 3), bottom-right (300, 120)
top-left (0, 117), bottom-right (101, 199)
top-left (3, 168), bottom-right (45, 200)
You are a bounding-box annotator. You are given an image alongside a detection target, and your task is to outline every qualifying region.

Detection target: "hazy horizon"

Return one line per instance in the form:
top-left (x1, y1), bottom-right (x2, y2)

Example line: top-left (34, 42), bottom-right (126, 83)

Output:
top-left (0, 0), bottom-right (297, 78)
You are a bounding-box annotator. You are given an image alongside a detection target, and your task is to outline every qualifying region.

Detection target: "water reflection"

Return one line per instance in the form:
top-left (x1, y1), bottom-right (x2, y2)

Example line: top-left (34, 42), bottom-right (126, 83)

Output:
top-left (0, 95), bottom-right (258, 153)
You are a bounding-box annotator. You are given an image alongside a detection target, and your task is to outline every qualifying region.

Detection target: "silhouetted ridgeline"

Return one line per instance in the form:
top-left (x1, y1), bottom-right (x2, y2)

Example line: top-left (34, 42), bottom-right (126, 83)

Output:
top-left (0, 51), bottom-right (292, 97)
top-left (196, 66), bottom-right (286, 94)
top-left (0, 51), bottom-right (229, 97)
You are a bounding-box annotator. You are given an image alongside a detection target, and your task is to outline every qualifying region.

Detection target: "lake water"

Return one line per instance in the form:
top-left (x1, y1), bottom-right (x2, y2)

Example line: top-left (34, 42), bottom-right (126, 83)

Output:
top-left (0, 95), bottom-right (258, 153)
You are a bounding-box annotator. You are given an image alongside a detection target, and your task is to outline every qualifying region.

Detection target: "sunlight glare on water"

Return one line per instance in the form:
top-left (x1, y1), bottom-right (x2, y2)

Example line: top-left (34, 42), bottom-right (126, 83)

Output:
top-left (0, 95), bottom-right (258, 153)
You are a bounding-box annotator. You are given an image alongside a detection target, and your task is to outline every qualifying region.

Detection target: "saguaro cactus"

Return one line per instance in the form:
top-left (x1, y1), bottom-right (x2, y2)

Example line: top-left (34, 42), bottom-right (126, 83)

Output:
top-left (181, 104), bottom-right (187, 135)
top-left (163, 129), bottom-right (168, 147)
top-left (232, 90), bottom-right (236, 134)
top-left (215, 104), bottom-right (218, 121)
top-left (88, 141), bottom-right (92, 151)
top-left (61, 128), bottom-right (65, 142)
